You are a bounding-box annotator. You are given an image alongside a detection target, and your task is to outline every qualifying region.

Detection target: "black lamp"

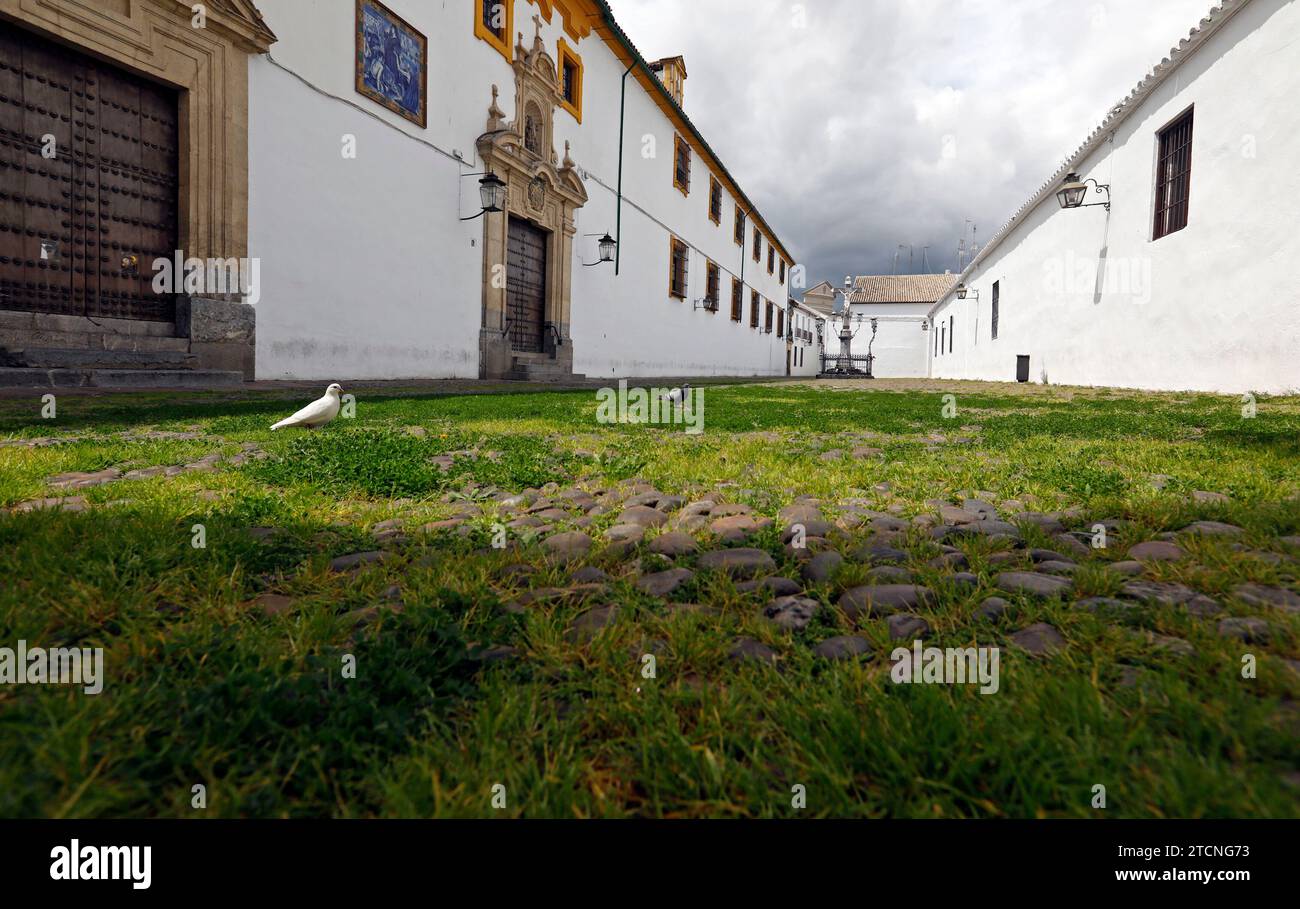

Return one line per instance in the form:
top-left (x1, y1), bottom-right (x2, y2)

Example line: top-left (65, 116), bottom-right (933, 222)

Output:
top-left (478, 171), bottom-right (507, 212)
top-left (583, 232), bottom-right (617, 267)
top-left (1056, 171), bottom-right (1110, 211)
top-left (461, 171), bottom-right (507, 221)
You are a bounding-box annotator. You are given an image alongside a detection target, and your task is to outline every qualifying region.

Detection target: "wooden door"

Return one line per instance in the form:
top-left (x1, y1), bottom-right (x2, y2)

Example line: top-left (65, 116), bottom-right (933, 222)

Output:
top-left (0, 20), bottom-right (178, 322)
top-left (506, 216), bottom-right (547, 353)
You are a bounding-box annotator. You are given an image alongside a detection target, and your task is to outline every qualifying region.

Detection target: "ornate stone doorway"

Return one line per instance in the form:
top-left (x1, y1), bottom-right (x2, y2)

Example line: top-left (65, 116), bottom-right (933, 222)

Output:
top-left (476, 23), bottom-right (588, 380)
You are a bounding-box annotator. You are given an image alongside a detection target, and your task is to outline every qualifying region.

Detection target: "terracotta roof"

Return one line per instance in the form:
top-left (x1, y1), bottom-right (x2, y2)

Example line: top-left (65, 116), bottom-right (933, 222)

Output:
top-left (850, 274), bottom-right (956, 304)
top-left (932, 0), bottom-right (1252, 315)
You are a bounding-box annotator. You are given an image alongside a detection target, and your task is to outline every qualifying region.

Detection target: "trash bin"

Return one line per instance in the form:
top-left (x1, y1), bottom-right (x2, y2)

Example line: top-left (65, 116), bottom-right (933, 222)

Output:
top-left (1016, 355), bottom-right (1030, 383)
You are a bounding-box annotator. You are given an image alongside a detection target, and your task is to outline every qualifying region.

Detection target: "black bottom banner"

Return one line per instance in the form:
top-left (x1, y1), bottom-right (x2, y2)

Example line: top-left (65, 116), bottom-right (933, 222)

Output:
top-left (0, 819), bottom-right (1286, 895)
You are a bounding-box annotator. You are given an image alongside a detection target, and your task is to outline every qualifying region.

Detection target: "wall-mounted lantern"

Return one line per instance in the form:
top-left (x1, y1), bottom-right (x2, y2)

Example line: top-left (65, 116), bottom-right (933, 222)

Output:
top-left (1055, 171), bottom-right (1111, 211)
top-left (582, 232), bottom-right (617, 267)
top-left (460, 171), bottom-right (507, 221)
top-left (955, 283), bottom-right (979, 301)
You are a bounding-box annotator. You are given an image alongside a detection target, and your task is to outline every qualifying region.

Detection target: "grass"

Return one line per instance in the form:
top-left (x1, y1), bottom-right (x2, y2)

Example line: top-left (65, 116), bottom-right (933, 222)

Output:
top-left (0, 379), bottom-right (1298, 818)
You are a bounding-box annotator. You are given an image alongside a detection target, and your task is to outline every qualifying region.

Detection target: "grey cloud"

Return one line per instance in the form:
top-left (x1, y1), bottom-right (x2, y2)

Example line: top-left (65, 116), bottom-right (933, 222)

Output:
top-left (610, 0), bottom-right (1213, 290)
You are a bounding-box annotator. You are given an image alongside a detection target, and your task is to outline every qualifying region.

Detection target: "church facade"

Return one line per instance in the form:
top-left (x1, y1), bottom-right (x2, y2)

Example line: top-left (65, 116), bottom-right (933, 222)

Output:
top-left (0, 0), bottom-right (794, 385)
top-left (249, 0), bottom-right (794, 381)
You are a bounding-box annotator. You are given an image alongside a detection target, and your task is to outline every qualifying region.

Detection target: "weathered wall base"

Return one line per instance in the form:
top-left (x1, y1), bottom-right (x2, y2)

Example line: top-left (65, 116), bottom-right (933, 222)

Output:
top-left (177, 297), bottom-right (256, 379)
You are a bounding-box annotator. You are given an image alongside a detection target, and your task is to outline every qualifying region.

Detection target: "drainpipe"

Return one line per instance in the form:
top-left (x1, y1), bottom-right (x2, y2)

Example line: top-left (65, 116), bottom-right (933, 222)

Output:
top-left (615, 61), bottom-right (635, 276)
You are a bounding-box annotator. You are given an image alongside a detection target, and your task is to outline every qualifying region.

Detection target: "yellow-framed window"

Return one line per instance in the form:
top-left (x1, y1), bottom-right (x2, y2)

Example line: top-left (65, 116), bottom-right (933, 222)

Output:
top-left (669, 237), bottom-right (689, 299)
top-left (752, 227), bottom-right (762, 262)
top-left (730, 278), bottom-right (743, 321)
top-left (750, 290), bottom-right (760, 327)
top-left (705, 260), bottom-right (720, 310)
top-left (733, 206), bottom-right (745, 246)
top-left (673, 135), bottom-right (692, 195)
top-left (557, 38), bottom-right (583, 122)
top-left (767, 246), bottom-right (775, 274)
top-left (475, 0), bottom-right (513, 62)
top-left (708, 176), bottom-right (722, 224)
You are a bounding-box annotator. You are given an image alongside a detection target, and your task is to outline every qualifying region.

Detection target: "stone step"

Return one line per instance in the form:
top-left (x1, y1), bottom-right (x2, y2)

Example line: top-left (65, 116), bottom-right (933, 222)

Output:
top-left (0, 347), bottom-right (197, 370)
top-left (506, 363), bottom-right (585, 382)
top-left (0, 327), bottom-right (190, 354)
top-left (0, 367), bottom-right (243, 389)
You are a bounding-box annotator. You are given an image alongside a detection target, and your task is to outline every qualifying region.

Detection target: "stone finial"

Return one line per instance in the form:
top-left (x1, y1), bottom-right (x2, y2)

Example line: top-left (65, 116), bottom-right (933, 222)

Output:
top-left (486, 84), bottom-right (505, 132)
top-left (561, 140), bottom-right (574, 170)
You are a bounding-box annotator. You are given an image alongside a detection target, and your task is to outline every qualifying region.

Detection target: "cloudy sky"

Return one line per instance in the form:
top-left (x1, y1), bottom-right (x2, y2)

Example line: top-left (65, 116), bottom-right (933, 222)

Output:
top-left (611, 0), bottom-right (1214, 292)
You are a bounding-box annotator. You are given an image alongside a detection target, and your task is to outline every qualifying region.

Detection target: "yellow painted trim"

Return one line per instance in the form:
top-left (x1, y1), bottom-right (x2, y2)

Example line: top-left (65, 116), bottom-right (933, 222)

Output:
top-left (672, 135), bottom-right (691, 197)
top-left (557, 38), bottom-right (583, 123)
top-left (475, 0), bottom-right (514, 63)
top-left (528, 0), bottom-right (594, 41)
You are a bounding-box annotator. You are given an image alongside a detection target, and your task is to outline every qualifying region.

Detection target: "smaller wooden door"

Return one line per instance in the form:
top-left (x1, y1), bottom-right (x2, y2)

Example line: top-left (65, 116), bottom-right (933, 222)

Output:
top-left (506, 216), bottom-right (547, 354)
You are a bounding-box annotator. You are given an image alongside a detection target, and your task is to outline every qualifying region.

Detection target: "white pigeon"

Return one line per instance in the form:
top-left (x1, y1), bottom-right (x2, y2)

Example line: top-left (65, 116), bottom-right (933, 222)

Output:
top-left (271, 384), bottom-right (343, 431)
top-left (661, 384), bottom-right (691, 407)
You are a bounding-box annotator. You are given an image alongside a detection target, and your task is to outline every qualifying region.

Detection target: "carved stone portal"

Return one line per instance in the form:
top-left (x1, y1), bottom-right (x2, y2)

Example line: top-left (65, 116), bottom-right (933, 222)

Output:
top-left (477, 24), bottom-right (588, 380)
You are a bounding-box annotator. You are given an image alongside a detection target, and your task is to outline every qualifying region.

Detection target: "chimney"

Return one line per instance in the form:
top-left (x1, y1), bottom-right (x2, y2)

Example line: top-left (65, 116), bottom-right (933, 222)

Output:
top-left (650, 56), bottom-right (687, 107)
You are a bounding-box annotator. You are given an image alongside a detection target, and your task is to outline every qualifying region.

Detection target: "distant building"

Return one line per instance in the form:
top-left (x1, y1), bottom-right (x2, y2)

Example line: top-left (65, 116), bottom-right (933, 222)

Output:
top-left (786, 298), bottom-right (824, 376)
top-left (848, 274), bottom-right (954, 377)
top-left (804, 274), bottom-right (953, 377)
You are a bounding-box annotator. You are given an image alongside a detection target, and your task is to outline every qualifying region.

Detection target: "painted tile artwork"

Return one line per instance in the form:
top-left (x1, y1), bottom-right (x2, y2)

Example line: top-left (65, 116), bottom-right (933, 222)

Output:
top-left (355, 0), bottom-right (427, 128)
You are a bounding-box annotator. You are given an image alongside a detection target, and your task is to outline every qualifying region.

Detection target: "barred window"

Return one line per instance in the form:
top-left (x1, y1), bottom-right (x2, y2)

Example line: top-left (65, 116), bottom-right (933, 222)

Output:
top-left (481, 0), bottom-right (505, 39)
top-left (750, 290), bottom-right (760, 327)
top-left (709, 177), bottom-right (723, 224)
top-left (669, 237), bottom-right (688, 299)
top-left (731, 278), bottom-right (743, 321)
top-left (673, 135), bottom-right (692, 194)
top-left (1153, 108), bottom-right (1193, 240)
top-left (991, 281), bottom-right (1000, 340)
top-left (705, 261), bottom-right (720, 310)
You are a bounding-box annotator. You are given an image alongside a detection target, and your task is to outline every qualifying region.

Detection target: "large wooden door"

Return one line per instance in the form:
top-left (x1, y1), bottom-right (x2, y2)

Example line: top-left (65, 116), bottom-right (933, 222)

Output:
top-left (0, 20), bottom-right (178, 322)
top-left (506, 216), bottom-right (547, 353)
